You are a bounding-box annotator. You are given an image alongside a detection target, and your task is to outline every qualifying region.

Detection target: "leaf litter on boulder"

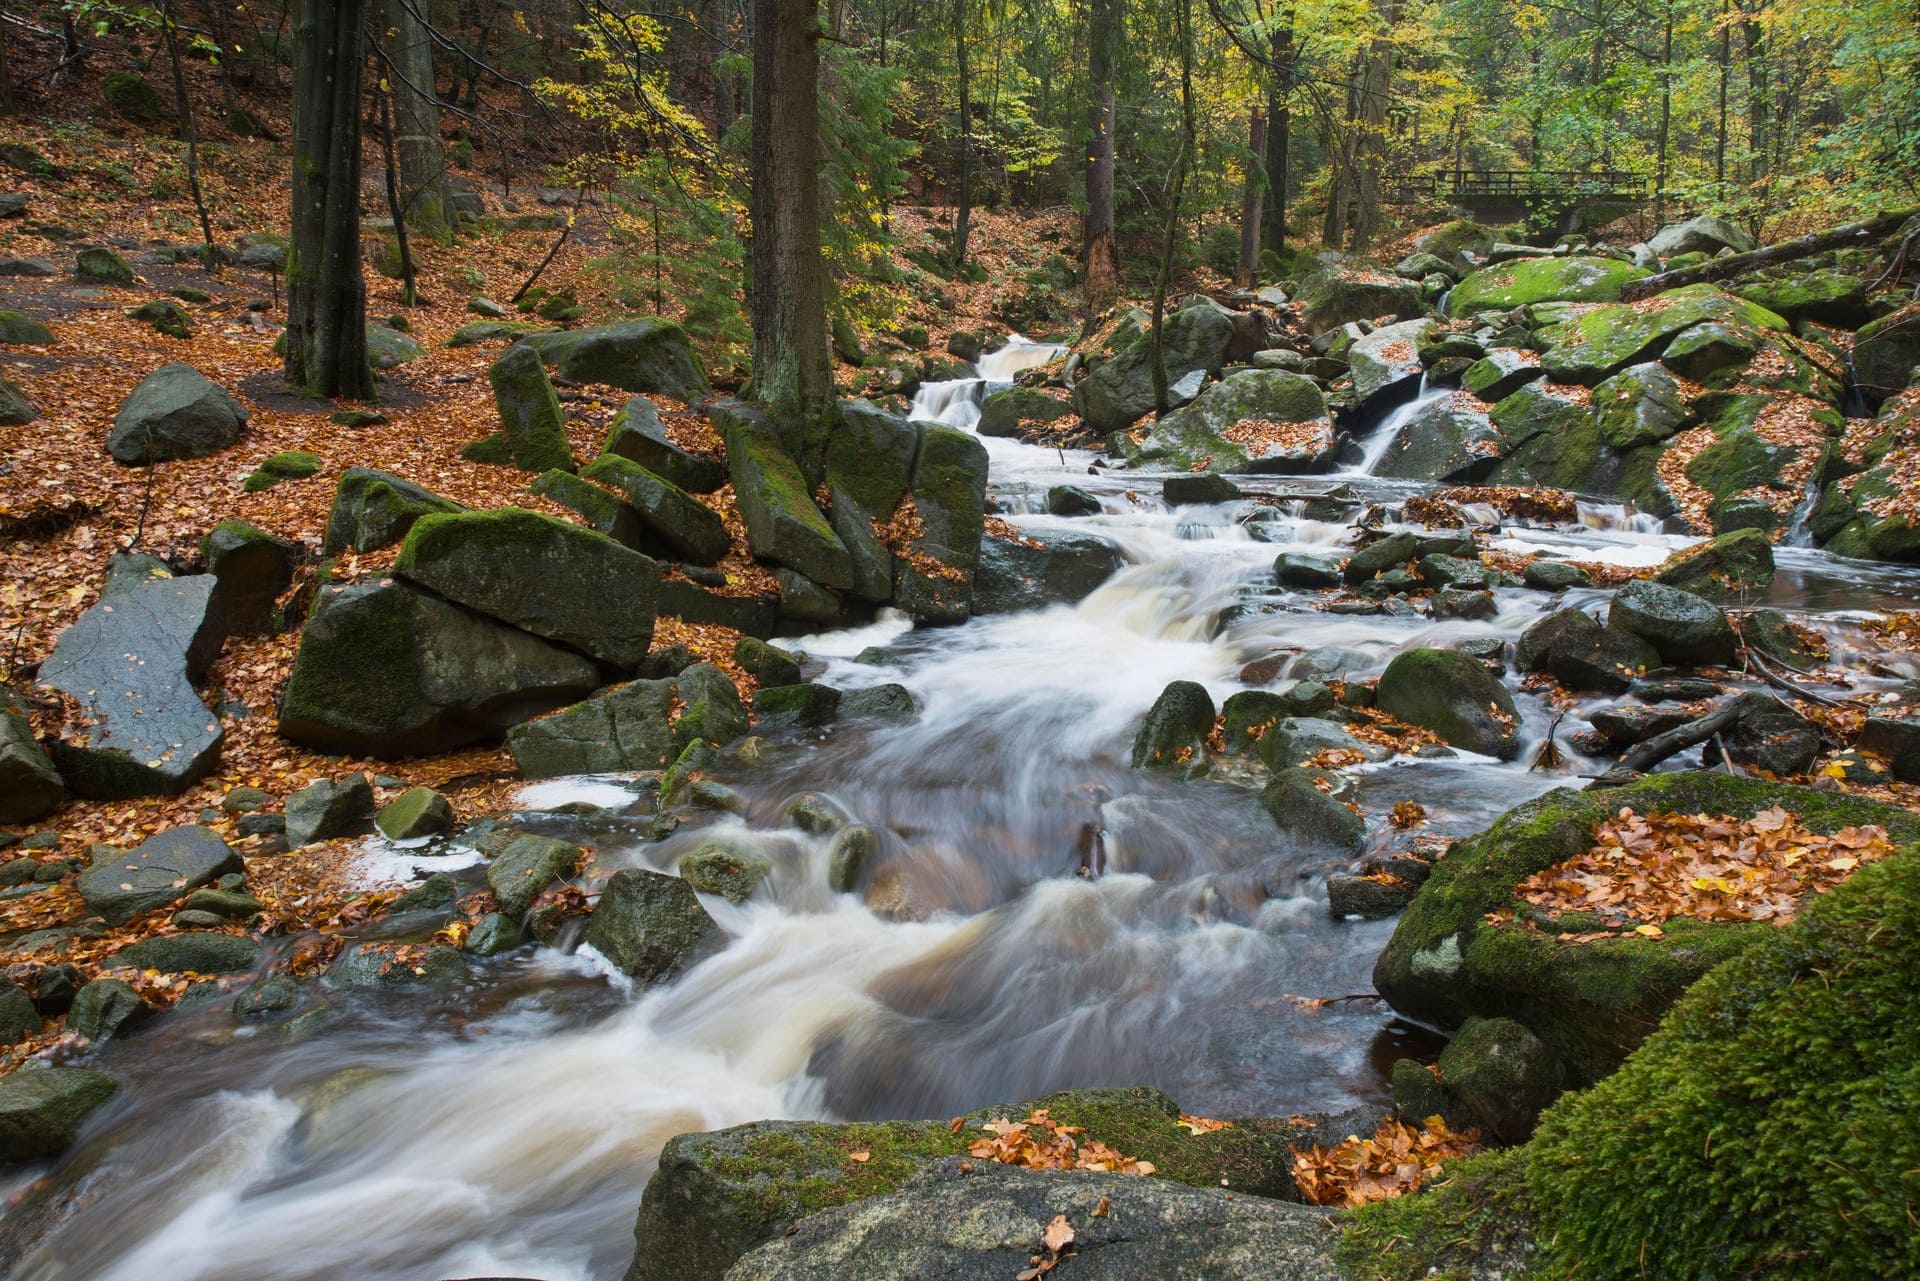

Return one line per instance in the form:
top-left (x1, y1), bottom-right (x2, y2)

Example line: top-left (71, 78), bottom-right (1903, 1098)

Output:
top-left (1291, 1114), bottom-right (1482, 1208)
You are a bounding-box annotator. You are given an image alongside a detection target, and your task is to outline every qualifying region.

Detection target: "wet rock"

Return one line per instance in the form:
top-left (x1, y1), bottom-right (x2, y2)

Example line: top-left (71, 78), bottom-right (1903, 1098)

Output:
top-left (0, 981), bottom-right (40, 1045)
top-left (279, 578), bottom-right (601, 757)
top-left (840, 684), bottom-right (919, 722)
top-left (394, 507), bottom-right (661, 669)
top-left (1377, 648), bottom-right (1519, 759)
top-left (1343, 531), bottom-right (1418, 585)
top-left (974, 529), bottom-right (1127, 615)
top-left (1649, 214), bottom-right (1753, 258)
top-left (0, 1068), bottom-right (119, 1164)
top-left (1129, 369), bottom-right (1334, 474)
top-left (1550, 626), bottom-right (1662, 695)
top-left (180, 888), bottom-right (263, 920)
top-left (1076, 303), bottom-right (1234, 433)
top-left (1163, 474), bottom-right (1241, 506)
top-left (727, 1160), bottom-right (1339, 1281)
top-left (320, 468), bottom-right (464, 555)
top-left (978, 386), bottom-right (1075, 440)
top-left (1328, 873), bottom-right (1411, 920)
top-left (822, 400), bottom-right (919, 603)
top-left (774, 569), bottom-right (840, 623)
top-left (523, 319), bottom-right (709, 401)
top-left (1608, 579), bottom-right (1737, 665)
top-left (463, 913), bottom-right (523, 956)
top-left (107, 362), bottom-right (248, 465)
top-left (1516, 607), bottom-right (1600, 672)
top-left (200, 519), bottom-right (296, 634)
top-left (1855, 716), bottom-right (1920, 782)
top-left (895, 424), bottom-right (989, 623)
top-left (487, 832), bottom-right (582, 919)
top-left (1448, 256), bottom-right (1647, 316)
top-left (1721, 699), bottom-right (1823, 776)
top-left (1434, 1016), bottom-right (1564, 1143)
top-left (1541, 285), bottom-right (1785, 386)
top-left (1272, 551), bottom-right (1343, 589)
top-left (1348, 318), bottom-right (1436, 412)
top-left (0, 688), bottom-right (61, 823)
top-left (1417, 554), bottom-right (1489, 590)
top-left (1256, 718), bottom-right (1372, 771)
top-left (374, 786), bottom-right (453, 840)
top-left (1460, 348), bottom-right (1543, 402)
top-left (584, 867), bottom-right (720, 982)
top-left (1260, 767), bottom-right (1364, 852)
top-left (232, 975), bottom-right (303, 1017)
top-left (487, 342), bottom-right (574, 473)
top-left (680, 839), bottom-right (773, 903)
top-left (1523, 559), bottom-right (1592, 591)
top-left (283, 774), bottom-right (373, 846)
top-left (38, 575), bottom-right (225, 798)
top-left (1653, 528), bottom-right (1775, 599)
top-left (1043, 484), bottom-right (1100, 517)
top-left (1588, 704), bottom-right (1695, 747)
top-left (1130, 681), bottom-right (1214, 774)
top-left (827, 824), bottom-right (878, 892)
top-left (603, 396), bottom-right (726, 493)
top-left (1374, 394), bottom-right (1503, 483)
top-left (508, 664), bottom-right (744, 776)
top-left (1373, 771), bottom-right (1920, 1083)
top-left (734, 637), bottom-right (803, 687)
top-left (719, 402), bottom-right (855, 590)
top-left (580, 456), bottom-right (730, 565)
top-left (1590, 362), bottom-right (1687, 449)
top-left (68, 979), bottom-right (156, 1043)
top-left (106, 931), bottom-right (261, 974)
top-left (1431, 587), bottom-right (1496, 620)
top-left (753, 683), bottom-right (843, 728)
top-left (329, 941), bottom-right (471, 989)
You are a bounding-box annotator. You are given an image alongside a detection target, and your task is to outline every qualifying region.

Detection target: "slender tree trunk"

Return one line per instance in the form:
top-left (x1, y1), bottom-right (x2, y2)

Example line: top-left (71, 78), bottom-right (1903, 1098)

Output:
top-left (1262, 18), bottom-right (1294, 261)
top-left (1654, 1), bottom-right (1672, 224)
top-left (0, 13), bottom-right (16, 115)
top-left (1743, 6), bottom-right (1768, 182)
top-left (385, 0), bottom-right (453, 243)
top-left (951, 0), bottom-right (972, 267)
top-left (1083, 0), bottom-right (1118, 305)
top-left (1715, 0), bottom-right (1729, 188)
top-left (1351, 0), bottom-right (1399, 252)
top-left (159, 1), bottom-right (217, 271)
top-left (286, 0), bottom-right (375, 400)
top-left (749, 0), bottom-right (833, 473)
top-left (709, 0), bottom-right (736, 135)
top-left (1148, 0), bottom-right (1195, 414)
top-left (1237, 107), bottom-right (1265, 286)
top-left (378, 81), bottom-right (418, 305)
top-left (1323, 59), bottom-right (1361, 248)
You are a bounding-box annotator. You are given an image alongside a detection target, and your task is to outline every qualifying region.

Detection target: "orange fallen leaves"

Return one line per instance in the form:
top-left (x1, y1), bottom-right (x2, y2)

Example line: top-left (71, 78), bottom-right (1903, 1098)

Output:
top-left (1511, 806), bottom-right (1894, 926)
top-left (1175, 1113), bottom-right (1233, 1135)
top-left (1291, 1115), bottom-right (1482, 1208)
top-left (1390, 800), bottom-right (1427, 829)
top-left (968, 1108), bottom-right (1156, 1176)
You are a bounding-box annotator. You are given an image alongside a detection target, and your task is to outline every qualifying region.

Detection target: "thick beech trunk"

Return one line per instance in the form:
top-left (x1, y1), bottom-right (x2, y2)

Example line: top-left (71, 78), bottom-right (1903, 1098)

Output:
top-left (385, 0), bottom-right (453, 243)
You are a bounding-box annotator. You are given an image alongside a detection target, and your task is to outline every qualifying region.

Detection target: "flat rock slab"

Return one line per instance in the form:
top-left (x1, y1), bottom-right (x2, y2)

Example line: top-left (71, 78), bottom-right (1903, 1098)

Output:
top-left (37, 575), bottom-right (226, 797)
top-left (727, 1160), bottom-right (1340, 1281)
top-left (75, 825), bottom-right (242, 925)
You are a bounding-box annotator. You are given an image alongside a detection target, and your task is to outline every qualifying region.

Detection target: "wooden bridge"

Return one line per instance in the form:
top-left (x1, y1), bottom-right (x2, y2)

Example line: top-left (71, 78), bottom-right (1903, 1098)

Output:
top-left (1384, 168), bottom-right (1650, 234)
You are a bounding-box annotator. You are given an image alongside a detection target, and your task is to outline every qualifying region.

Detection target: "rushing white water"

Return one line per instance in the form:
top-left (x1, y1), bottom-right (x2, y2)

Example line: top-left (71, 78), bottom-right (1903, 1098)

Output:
top-left (14, 333), bottom-right (1920, 1281)
top-left (1343, 377), bottom-right (1445, 477)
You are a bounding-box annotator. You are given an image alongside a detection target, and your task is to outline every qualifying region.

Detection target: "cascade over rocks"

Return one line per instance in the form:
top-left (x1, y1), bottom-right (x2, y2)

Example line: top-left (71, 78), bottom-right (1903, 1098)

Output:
top-left (277, 579), bottom-right (601, 756)
top-left (973, 529), bottom-right (1127, 614)
top-left (1348, 318), bottom-right (1435, 412)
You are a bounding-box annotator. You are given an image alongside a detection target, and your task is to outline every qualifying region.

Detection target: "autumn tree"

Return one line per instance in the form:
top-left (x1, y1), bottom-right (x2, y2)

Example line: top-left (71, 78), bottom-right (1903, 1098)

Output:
top-left (285, 0), bottom-right (375, 400)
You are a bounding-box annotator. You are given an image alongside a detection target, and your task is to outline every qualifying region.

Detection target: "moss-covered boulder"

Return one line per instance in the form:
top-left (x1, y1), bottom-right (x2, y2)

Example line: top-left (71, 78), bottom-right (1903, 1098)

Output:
top-left (506, 662), bottom-right (744, 776)
top-left (1261, 766), bottom-right (1365, 852)
top-left (1459, 348), bottom-right (1542, 402)
top-left (1851, 302), bottom-right (1920, 410)
top-left (1374, 393), bottom-right (1504, 483)
top-left (1540, 285), bottom-right (1787, 385)
top-left (603, 395), bottom-right (725, 493)
top-left (0, 686), bottom-right (62, 824)
top-left (321, 467), bottom-right (462, 555)
top-left (393, 507), bottom-right (661, 669)
top-left (243, 449), bottom-right (322, 492)
top-left (1652, 527), bottom-right (1774, 599)
top-left (585, 867), bottom-right (721, 982)
top-left (107, 362), bottom-right (248, 465)
top-left (894, 424), bottom-right (987, 623)
top-left (1606, 579), bottom-right (1736, 665)
top-left (1348, 318), bottom-right (1437, 411)
top-left (1377, 647), bottom-right (1518, 758)
top-left (822, 400), bottom-right (918, 602)
top-left (0, 371), bottom-right (35, 427)
top-left (625, 1085), bottom-right (1345, 1281)
top-left (488, 342), bottom-right (573, 473)
top-left (277, 579), bottom-right (600, 756)
top-left (1130, 369), bottom-right (1334, 474)
top-left (1296, 268), bottom-right (1425, 333)
top-left (1732, 270), bottom-right (1869, 328)
top-left (0, 1068), bottom-right (119, 1164)
top-left (1590, 361), bottom-right (1687, 448)
top-left (527, 468), bottom-right (651, 550)
top-left (1129, 680), bottom-right (1214, 773)
top-left (374, 786), bottom-right (453, 839)
top-left (101, 71), bottom-right (168, 124)
top-left (365, 325), bottom-right (423, 370)
top-left (447, 320), bottom-right (557, 348)
top-left (75, 246), bottom-right (134, 286)
top-left (126, 298), bottom-right (190, 339)
top-left (486, 832), bottom-right (582, 920)
top-left (977, 385), bottom-right (1074, 438)
top-left (717, 401), bottom-right (855, 591)
top-left (0, 309), bottom-right (53, 345)
top-left (1448, 256), bottom-right (1648, 317)
top-left (1373, 770), bottom-right (1920, 1085)
top-left (1415, 220), bottom-right (1495, 266)
top-left (524, 319), bottom-right (708, 402)
top-left (580, 456), bottom-right (729, 565)
top-left (1074, 302), bottom-right (1235, 433)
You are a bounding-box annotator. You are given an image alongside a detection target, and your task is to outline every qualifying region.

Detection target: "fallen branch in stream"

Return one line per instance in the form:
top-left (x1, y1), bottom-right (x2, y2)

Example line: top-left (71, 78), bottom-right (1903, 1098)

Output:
top-left (1744, 646), bottom-right (1848, 708)
top-left (1594, 692), bottom-right (1778, 783)
top-left (1620, 208), bottom-right (1920, 302)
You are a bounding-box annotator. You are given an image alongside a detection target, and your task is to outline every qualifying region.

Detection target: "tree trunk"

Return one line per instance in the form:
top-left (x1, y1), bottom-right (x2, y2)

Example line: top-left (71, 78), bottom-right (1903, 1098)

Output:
top-left (1261, 18), bottom-right (1294, 261)
top-left (385, 0), bottom-right (453, 244)
top-left (378, 81), bottom-right (419, 305)
top-left (1715, 0), bottom-right (1729, 188)
top-left (709, 0), bottom-right (736, 135)
top-left (286, 0), bottom-right (375, 401)
top-left (1654, 0), bottom-right (1672, 224)
top-left (1148, 0), bottom-right (1195, 414)
top-left (1237, 107), bottom-right (1265, 286)
top-left (1350, 0), bottom-right (1399, 252)
top-left (1083, 0), bottom-right (1118, 305)
top-left (0, 12), bottom-right (16, 115)
top-left (159, 0), bottom-right (217, 271)
top-left (749, 0), bottom-right (833, 473)
top-left (1322, 59), bottom-right (1361, 248)
top-left (951, 0), bottom-right (972, 268)
top-left (1743, 7), bottom-right (1768, 182)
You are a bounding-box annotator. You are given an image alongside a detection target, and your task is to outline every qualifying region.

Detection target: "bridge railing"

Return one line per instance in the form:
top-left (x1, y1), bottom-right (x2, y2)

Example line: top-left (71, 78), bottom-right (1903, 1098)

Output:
top-left (1380, 169), bottom-right (1649, 204)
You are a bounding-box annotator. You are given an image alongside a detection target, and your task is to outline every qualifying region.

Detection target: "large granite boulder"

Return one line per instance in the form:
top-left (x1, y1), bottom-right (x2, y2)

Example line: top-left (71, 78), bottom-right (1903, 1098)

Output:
top-left (1075, 303), bottom-right (1235, 433)
top-left (1590, 362), bottom-right (1687, 448)
top-left (277, 579), bottom-right (601, 756)
top-left (1851, 303), bottom-right (1920, 410)
top-left (524, 319), bottom-right (708, 401)
top-left (1130, 680), bottom-right (1214, 773)
top-left (977, 385), bottom-right (1075, 439)
top-left (1652, 528), bottom-right (1775, 599)
top-left (1732, 271), bottom-right (1870, 328)
top-left (393, 508), bottom-right (661, 669)
top-left (579, 456), bottom-right (730, 565)
top-left (0, 1068), bottom-right (119, 1164)
top-left (488, 341), bottom-right (574, 473)
top-left (973, 529), bottom-right (1128, 614)
top-left (1373, 771), bottom-right (1920, 1084)
top-left (728, 1161), bottom-right (1340, 1281)
top-left (1130, 369), bottom-right (1335, 474)
top-left (1347, 318), bottom-right (1436, 413)
top-left (200, 519), bottom-right (296, 634)
top-left (1648, 214), bottom-right (1754, 258)
top-left (507, 663), bottom-right (745, 776)
top-left (602, 395), bottom-right (725, 492)
top-left (0, 371), bottom-right (35, 425)
top-left (1373, 393), bottom-right (1504, 483)
top-left (527, 469), bottom-right (653, 551)
top-left (1607, 579), bottom-right (1737, 665)
top-left (1447, 256), bottom-right (1648, 316)
top-left (37, 574), bottom-right (225, 797)
top-left (320, 468), bottom-right (463, 555)
top-left (584, 867), bottom-right (721, 981)
top-left (0, 688), bottom-right (61, 823)
top-left (74, 824), bottom-right (242, 925)
top-left (0, 308), bottom-right (55, 342)
top-left (1296, 268), bottom-right (1425, 333)
top-left (106, 363), bottom-right (248, 465)
top-left (1539, 285), bottom-right (1786, 385)
top-left (717, 401), bottom-right (855, 590)
top-left (824, 400), bottom-right (919, 602)
top-left (894, 424), bottom-right (988, 623)
top-left (1377, 647), bottom-right (1519, 759)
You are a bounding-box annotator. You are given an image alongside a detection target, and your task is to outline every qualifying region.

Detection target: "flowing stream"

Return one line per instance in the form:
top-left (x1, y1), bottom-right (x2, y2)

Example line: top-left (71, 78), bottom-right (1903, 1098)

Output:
top-left (8, 341), bottom-right (1920, 1281)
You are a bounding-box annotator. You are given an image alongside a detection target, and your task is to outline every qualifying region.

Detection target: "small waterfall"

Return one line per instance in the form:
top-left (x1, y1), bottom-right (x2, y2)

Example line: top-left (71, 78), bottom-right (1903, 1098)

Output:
top-left (908, 333), bottom-right (1066, 432)
top-left (1345, 376), bottom-right (1447, 477)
